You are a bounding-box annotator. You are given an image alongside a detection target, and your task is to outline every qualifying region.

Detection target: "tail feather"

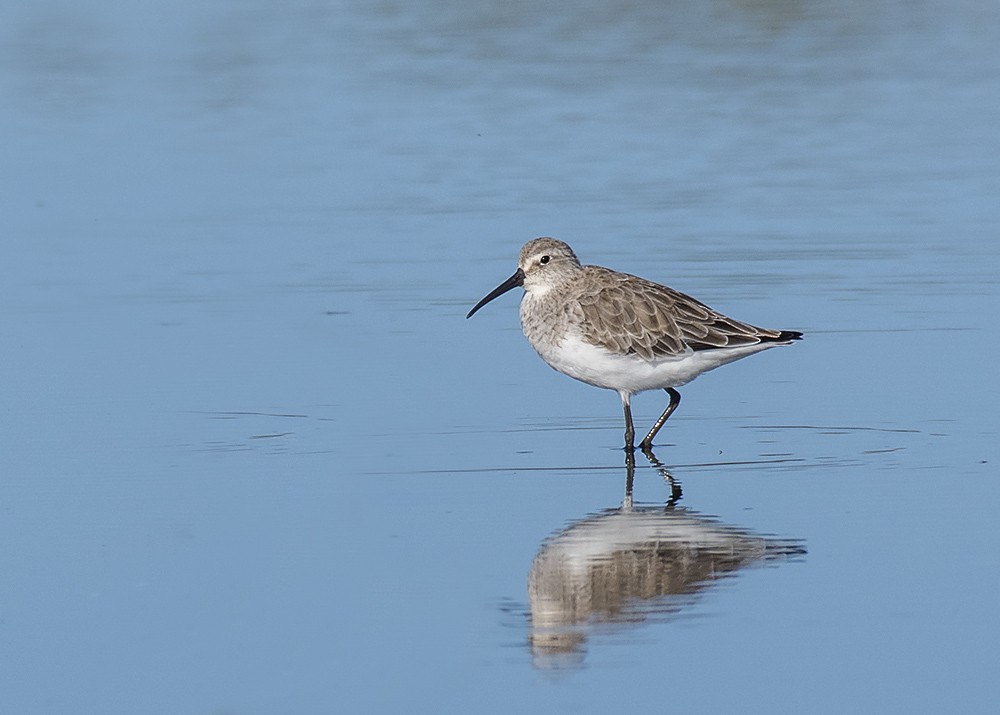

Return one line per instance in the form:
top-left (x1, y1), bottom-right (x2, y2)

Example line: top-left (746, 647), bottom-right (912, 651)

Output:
top-left (770, 330), bottom-right (803, 343)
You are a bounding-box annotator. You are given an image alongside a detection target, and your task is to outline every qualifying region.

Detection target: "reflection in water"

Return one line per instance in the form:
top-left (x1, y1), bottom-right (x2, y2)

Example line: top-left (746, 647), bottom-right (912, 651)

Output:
top-left (528, 450), bottom-right (804, 670)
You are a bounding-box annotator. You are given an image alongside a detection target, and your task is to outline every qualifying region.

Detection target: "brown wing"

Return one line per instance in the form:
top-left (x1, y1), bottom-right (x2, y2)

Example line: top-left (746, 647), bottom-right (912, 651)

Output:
top-left (577, 267), bottom-right (793, 360)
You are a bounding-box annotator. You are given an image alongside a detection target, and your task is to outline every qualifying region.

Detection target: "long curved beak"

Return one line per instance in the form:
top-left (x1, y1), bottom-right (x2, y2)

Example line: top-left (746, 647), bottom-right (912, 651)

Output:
top-left (466, 268), bottom-right (525, 319)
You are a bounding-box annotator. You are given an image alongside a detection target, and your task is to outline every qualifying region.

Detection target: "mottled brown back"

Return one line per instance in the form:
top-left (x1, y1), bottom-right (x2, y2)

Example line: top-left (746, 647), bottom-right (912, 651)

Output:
top-left (576, 266), bottom-right (794, 360)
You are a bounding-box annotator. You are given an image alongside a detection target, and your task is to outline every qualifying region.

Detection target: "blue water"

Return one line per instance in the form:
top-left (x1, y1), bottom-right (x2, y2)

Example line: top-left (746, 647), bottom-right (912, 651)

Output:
top-left (2, 1), bottom-right (998, 713)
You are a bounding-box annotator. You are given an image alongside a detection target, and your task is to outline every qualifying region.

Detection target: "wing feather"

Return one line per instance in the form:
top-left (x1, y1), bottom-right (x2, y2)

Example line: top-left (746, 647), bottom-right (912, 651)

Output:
top-left (577, 266), bottom-right (792, 359)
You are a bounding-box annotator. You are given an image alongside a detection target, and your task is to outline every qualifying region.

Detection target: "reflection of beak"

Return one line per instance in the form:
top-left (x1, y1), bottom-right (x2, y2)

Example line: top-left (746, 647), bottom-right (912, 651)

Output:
top-left (466, 268), bottom-right (525, 319)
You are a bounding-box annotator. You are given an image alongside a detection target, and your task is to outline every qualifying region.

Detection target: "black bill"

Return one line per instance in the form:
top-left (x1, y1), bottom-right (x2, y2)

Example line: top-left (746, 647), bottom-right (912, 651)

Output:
top-left (466, 268), bottom-right (525, 319)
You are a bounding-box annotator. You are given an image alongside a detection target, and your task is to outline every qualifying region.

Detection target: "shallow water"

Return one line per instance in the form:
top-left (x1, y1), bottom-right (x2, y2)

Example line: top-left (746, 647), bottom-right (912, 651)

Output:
top-left (2, 1), bottom-right (999, 713)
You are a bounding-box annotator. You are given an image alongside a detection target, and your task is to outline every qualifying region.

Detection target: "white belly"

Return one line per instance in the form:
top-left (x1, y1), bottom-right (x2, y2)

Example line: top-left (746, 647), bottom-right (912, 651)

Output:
top-left (529, 331), bottom-right (781, 396)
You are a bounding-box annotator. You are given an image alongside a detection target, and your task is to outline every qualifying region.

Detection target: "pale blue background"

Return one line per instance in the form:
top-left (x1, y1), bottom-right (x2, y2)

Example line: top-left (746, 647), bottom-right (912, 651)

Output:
top-left (1, 1), bottom-right (998, 713)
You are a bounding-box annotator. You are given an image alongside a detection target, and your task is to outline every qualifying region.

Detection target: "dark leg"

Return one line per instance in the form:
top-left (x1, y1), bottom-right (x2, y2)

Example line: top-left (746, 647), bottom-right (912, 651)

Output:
top-left (621, 393), bottom-right (636, 452)
top-left (639, 387), bottom-right (681, 450)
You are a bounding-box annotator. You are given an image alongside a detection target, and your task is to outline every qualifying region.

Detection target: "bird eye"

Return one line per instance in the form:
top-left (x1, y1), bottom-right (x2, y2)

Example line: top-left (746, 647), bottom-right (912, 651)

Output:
top-left (539, 255), bottom-right (550, 265)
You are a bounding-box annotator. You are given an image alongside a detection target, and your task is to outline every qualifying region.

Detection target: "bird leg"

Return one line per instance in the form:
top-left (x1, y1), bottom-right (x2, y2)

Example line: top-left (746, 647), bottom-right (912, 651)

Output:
top-left (621, 393), bottom-right (636, 452)
top-left (639, 388), bottom-right (681, 450)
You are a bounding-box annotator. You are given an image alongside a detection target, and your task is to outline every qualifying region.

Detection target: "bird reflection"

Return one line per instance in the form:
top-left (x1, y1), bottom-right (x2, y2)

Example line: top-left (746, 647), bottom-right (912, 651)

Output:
top-left (527, 449), bottom-right (805, 670)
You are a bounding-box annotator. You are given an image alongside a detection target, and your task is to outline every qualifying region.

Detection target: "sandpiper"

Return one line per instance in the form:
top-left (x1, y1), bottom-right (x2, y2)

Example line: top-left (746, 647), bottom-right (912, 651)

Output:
top-left (467, 237), bottom-right (802, 451)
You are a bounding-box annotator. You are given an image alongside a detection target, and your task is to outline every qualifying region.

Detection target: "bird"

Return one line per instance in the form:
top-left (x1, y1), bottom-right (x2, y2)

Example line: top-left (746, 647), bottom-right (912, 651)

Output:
top-left (466, 237), bottom-right (802, 451)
